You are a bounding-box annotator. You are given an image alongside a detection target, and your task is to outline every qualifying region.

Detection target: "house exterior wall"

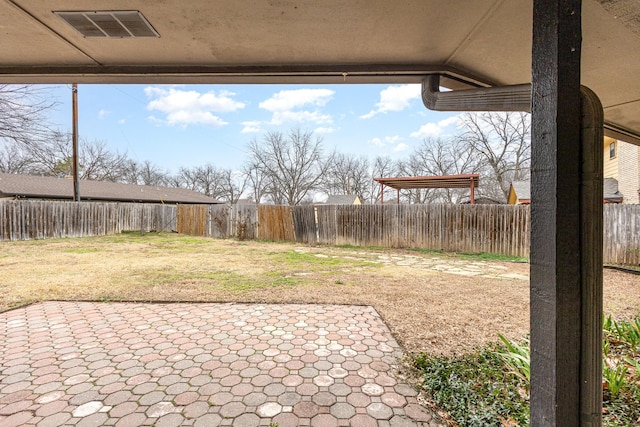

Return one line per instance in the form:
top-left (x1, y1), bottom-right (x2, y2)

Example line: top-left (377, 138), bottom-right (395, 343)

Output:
top-left (617, 141), bottom-right (640, 204)
top-left (603, 137), bottom-right (640, 204)
top-left (603, 137), bottom-right (619, 182)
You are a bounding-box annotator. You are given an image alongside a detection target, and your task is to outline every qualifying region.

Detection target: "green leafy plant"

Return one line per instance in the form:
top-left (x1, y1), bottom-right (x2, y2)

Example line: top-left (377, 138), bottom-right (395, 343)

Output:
top-left (603, 363), bottom-right (628, 400)
top-left (497, 334), bottom-right (531, 387)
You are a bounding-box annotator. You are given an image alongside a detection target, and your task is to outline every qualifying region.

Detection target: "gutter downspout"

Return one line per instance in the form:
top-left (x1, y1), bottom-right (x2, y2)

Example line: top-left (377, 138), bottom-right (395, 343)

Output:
top-left (422, 74), bottom-right (531, 113)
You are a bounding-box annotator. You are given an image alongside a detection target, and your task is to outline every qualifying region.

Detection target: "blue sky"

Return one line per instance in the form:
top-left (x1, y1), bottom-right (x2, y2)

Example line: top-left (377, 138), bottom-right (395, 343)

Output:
top-left (45, 84), bottom-right (460, 175)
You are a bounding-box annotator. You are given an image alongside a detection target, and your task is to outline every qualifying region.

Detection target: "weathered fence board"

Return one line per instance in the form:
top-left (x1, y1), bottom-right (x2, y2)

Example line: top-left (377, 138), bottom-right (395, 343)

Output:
top-left (291, 205), bottom-right (317, 244)
top-left (313, 204), bottom-right (531, 257)
top-left (0, 200), bottom-right (176, 241)
top-left (603, 204), bottom-right (640, 265)
top-left (258, 205), bottom-right (295, 241)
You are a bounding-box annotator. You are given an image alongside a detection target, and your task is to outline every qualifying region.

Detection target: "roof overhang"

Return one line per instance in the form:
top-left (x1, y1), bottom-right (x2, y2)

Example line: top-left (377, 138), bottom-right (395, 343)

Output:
top-left (1, 0), bottom-right (639, 141)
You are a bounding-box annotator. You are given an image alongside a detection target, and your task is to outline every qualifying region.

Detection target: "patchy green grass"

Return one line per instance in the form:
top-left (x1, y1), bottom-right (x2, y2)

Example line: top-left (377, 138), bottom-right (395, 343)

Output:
top-left (64, 248), bottom-right (100, 254)
top-left (406, 247), bottom-right (528, 263)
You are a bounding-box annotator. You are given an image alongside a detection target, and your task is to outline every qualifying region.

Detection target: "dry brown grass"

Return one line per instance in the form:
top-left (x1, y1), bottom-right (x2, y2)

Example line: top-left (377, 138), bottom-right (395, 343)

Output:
top-left (1, 232), bottom-right (638, 355)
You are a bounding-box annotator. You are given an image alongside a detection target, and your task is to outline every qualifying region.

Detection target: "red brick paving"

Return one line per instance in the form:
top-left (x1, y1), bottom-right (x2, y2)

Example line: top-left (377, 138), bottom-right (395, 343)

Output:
top-left (0, 302), bottom-right (443, 426)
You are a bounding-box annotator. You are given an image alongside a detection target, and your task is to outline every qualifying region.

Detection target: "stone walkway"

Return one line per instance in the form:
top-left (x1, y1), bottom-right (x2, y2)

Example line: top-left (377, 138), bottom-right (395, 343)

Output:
top-left (0, 302), bottom-right (442, 426)
top-left (295, 247), bottom-right (529, 281)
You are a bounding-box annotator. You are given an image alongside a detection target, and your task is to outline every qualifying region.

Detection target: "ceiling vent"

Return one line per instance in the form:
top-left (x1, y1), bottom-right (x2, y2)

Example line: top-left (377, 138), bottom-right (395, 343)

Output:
top-left (54, 11), bottom-right (159, 38)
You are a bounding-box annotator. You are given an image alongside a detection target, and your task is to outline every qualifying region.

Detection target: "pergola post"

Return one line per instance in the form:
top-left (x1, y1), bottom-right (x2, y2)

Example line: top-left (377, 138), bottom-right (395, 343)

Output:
top-left (530, 0), bottom-right (603, 425)
top-left (469, 177), bottom-right (475, 205)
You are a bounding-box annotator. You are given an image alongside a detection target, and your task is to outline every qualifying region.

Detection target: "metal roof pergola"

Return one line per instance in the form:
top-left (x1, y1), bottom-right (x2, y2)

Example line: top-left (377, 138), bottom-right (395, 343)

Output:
top-left (374, 174), bottom-right (480, 204)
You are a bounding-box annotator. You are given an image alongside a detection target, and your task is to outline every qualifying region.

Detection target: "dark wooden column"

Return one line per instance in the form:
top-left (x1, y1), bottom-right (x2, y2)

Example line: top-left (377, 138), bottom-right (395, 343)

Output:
top-left (531, 0), bottom-right (603, 425)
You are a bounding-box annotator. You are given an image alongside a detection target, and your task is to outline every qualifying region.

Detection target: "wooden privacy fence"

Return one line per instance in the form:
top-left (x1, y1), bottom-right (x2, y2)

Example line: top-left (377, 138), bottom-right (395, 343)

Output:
top-left (177, 203), bottom-right (531, 258)
top-left (603, 204), bottom-right (640, 265)
top-left (315, 204), bottom-right (531, 257)
top-left (0, 200), bottom-right (176, 241)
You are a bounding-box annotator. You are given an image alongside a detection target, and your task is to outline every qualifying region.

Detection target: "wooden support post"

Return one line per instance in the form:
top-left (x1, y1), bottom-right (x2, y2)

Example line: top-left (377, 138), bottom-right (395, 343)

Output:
top-left (380, 183), bottom-right (384, 205)
top-left (470, 177), bottom-right (475, 205)
top-left (397, 189), bottom-right (400, 205)
top-left (531, 0), bottom-right (602, 425)
top-left (72, 84), bottom-right (80, 202)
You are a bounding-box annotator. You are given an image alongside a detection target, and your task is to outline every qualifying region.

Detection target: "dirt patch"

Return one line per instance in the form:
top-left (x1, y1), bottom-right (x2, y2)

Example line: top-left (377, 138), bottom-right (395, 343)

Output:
top-left (1, 233), bottom-right (638, 355)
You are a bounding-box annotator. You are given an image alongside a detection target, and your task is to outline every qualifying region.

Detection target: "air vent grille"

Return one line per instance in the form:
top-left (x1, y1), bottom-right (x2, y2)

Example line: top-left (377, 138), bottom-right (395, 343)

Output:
top-left (55, 11), bottom-right (159, 38)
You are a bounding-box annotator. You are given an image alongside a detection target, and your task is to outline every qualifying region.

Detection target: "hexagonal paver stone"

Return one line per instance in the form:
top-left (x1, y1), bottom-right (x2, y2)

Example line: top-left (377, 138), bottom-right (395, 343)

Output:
top-left (72, 401), bottom-right (104, 418)
top-left (77, 412), bottom-right (108, 427)
top-left (349, 414), bottom-right (379, 427)
top-left (312, 391), bottom-right (336, 407)
top-left (233, 413), bottom-right (261, 427)
top-left (293, 401), bottom-right (320, 418)
top-left (256, 402), bottom-right (282, 418)
top-left (361, 383), bottom-right (384, 397)
top-left (219, 401), bottom-right (246, 418)
top-left (311, 413), bottom-right (339, 427)
top-left (139, 391), bottom-right (166, 406)
top-left (147, 402), bottom-right (180, 418)
top-left (194, 414), bottom-right (223, 427)
top-left (330, 402), bottom-right (356, 419)
top-left (381, 392), bottom-right (408, 408)
top-left (155, 413), bottom-right (185, 427)
top-left (366, 402), bottom-right (394, 420)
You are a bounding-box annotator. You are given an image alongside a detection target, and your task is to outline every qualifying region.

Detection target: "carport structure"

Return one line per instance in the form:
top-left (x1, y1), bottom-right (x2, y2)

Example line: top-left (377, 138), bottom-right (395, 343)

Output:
top-left (2, 0), bottom-right (640, 424)
top-left (374, 174), bottom-right (480, 204)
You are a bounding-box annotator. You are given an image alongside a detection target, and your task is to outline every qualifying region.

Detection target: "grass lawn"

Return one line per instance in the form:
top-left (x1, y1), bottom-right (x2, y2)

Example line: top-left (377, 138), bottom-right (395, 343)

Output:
top-left (1, 231), bottom-right (638, 357)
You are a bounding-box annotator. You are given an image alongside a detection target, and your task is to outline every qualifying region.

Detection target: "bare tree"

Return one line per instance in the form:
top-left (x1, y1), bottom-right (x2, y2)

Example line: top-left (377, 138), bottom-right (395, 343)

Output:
top-left (0, 85), bottom-right (57, 146)
top-left (369, 156), bottom-right (398, 204)
top-left (459, 112), bottom-right (531, 199)
top-left (247, 129), bottom-right (332, 206)
top-left (217, 169), bottom-right (247, 204)
top-left (242, 159), bottom-right (271, 204)
top-left (401, 137), bottom-right (485, 203)
top-left (0, 142), bottom-right (31, 174)
top-left (136, 160), bottom-right (169, 186)
top-left (321, 153), bottom-right (371, 201)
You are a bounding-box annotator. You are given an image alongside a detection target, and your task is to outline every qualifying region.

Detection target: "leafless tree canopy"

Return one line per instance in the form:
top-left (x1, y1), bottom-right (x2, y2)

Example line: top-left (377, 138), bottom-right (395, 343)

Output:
top-left (247, 129), bottom-right (333, 205)
top-left (459, 112), bottom-right (531, 199)
top-left (321, 154), bottom-right (371, 202)
top-left (0, 85), bottom-right (57, 146)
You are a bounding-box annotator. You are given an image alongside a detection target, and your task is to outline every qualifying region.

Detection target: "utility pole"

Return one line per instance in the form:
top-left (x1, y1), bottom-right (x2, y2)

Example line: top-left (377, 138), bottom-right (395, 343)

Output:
top-left (72, 84), bottom-right (80, 201)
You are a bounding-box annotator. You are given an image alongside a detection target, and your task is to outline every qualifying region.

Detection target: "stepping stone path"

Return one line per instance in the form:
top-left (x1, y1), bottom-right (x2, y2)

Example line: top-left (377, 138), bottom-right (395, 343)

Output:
top-left (295, 247), bottom-right (530, 281)
top-left (0, 301), bottom-right (444, 426)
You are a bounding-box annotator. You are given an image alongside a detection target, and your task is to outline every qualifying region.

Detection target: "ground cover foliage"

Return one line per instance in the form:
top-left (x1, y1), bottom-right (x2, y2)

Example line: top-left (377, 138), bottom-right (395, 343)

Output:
top-left (410, 316), bottom-right (640, 426)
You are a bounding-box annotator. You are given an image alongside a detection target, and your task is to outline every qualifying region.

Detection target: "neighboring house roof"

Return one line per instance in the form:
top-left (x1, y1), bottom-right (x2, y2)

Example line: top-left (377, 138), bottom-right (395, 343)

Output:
top-left (509, 179), bottom-right (624, 204)
top-left (325, 195), bottom-right (361, 205)
top-left (460, 196), bottom-right (505, 205)
top-left (0, 173), bottom-right (221, 204)
top-left (510, 181), bottom-right (531, 203)
top-left (603, 177), bottom-right (624, 203)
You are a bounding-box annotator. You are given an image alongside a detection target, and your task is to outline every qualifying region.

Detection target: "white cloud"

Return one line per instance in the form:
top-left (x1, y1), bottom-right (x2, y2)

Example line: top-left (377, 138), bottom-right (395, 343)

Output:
top-left (258, 88), bottom-right (335, 126)
top-left (271, 110), bottom-right (332, 126)
top-left (393, 143), bottom-right (409, 152)
top-left (144, 86), bottom-right (245, 127)
top-left (314, 126), bottom-right (336, 134)
top-left (241, 120), bottom-right (263, 134)
top-left (410, 115), bottom-right (461, 138)
top-left (117, 118), bottom-right (126, 124)
top-left (259, 89), bottom-right (334, 112)
top-left (360, 84), bottom-right (421, 119)
top-left (369, 135), bottom-right (402, 147)
top-left (98, 109), bottom-right (111, 119)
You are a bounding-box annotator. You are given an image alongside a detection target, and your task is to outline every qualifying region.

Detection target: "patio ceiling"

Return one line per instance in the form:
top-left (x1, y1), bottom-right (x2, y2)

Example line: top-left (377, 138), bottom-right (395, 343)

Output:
top-left (0, 0), bottom-right (640, 142)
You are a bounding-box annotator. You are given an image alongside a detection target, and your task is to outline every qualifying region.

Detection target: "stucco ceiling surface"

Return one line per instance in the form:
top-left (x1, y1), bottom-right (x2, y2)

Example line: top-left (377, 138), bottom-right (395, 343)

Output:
top-left (0, 0), bottom-right (639, 138)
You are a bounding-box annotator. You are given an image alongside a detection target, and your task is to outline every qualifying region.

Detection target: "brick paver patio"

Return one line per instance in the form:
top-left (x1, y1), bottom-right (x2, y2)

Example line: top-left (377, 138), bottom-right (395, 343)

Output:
top-left (0, 302), bottom-right (442, 426)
